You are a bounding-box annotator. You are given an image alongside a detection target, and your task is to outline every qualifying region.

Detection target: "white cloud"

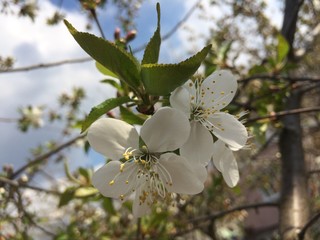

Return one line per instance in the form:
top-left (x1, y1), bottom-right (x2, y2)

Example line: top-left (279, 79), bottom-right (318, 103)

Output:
top-left (0, 0), bottom-right (115, 172)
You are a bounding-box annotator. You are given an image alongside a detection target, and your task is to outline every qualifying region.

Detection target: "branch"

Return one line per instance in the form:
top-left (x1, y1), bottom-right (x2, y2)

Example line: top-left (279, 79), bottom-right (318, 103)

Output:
top-left (90, 9), bottom-right (106, 39)
top-left (0, 117), bottom-right (18, 122)
top-left (239, 75), bottom-right (320, 84)
top-left (0, 57), bottom-right (91, 74)
top-left (190, 201), bottom-right (279, 223)
top-left (132, 0), bottom-right (201, 53)
top-left (0, 176), bottom-right (59, 195)
top-left (298, 211), bottom-right (320, 240)
top-left (9, 134), bottom-right (85, 180)
top-left (251, 130), bottom-right (279, 161)
top-left (308, 169), bottom-right (320, 175)
top-left (247, 106), bottom-right (320, 124)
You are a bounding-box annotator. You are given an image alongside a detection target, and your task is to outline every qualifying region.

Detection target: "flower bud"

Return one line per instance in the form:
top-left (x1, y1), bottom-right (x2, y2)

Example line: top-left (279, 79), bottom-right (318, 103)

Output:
top-left (114, 28), bottom-right (121, 40)
top-left (126, 30), bottom-right (137, 42)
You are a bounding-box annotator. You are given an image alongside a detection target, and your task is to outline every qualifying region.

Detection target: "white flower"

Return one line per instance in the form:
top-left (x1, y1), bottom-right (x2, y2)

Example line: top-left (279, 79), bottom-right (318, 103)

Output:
top-left (211, 140), bottom-right (239, 187)
top-left (22, 106), bottom-right (44, 128)
top-left (88, 107), bottom-right (206, 218)
top-left (170, 70), bottom-right (248, 163)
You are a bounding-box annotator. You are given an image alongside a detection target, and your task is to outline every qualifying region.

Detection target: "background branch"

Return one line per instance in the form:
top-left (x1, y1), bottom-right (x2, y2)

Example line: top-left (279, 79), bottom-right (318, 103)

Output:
top-left (8, 134), bottom-right (85, 180)
top-left (190, 201), bottom-right (279, 223)
top-left (247, 106), bottom-right (320, 124)
top-left (298, 211), bottom-right (320, 240)
top-left (239, 75), bottom-right (320, 84)
top-left (0, 57), bottom-right (91, 74)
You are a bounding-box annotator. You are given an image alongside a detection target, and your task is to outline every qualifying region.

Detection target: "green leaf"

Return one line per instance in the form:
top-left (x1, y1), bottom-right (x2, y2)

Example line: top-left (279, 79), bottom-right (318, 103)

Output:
top-left (277, 34), bottom-right (289, 63)
top-left (248, 65), bottom-right (268, 75)
top-left (81, 96), bottom-right (132, 133)
top-left (64, 20), bottom-right (141, 89)
top-left (78, 167), bottom-right (91, 183)
top-left (102, 198), bottom-right (116, 215)
top-left (100, 79), bottom-right (122, 90)
top-left (218, 41), bottom-right (232, 62)
top-left (95, 61), bottom-right (118, 78)
top-left (59, 188), bottom-right (75, 207)
top-left (141, 3), bottom-right (161, 64)
top-left (141, 44), bottom-right (211, 95)
top-left (120, 106), bottom-right (146, 125)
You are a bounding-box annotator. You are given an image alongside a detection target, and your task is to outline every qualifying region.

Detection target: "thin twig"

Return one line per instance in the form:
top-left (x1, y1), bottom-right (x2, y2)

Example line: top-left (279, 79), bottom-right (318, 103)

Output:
top-left (0, 117), bottom-right (18, 122)
top-left (308, 169), bottom-right (320, 175)
top-left (298, 211), bottom-right (320, 240)
top-left (0, 176), bottom-right (60, 195)
top-left (172, 202), bottom-right (279, 238)
top-left (190, 201), bottom-right (279, 223)
top-left (0, 57), bottom-right (92, 74)
top-left (16, 189), bottom-right (57, 237)
top-left (251, 130), bottom-right (279, 161)
top-left (90, 9), bottom-right (106, 39)
top-left (239, 75), bottom-right (320, 83)
top-left (9, 134), bottom-right (85, 180)
top-left (247, 106), bottom-right (320, 123)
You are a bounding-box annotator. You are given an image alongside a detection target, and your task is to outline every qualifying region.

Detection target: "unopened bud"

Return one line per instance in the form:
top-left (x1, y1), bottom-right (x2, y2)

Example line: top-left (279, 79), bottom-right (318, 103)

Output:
top-left (3, 164), bottom-right (13, 175)
top-left (19, 174), bottom-right (29, 183)
top-left (114, 28), bottom-right (121, 40)
top-left (126, 30), bottom-right (137, 42)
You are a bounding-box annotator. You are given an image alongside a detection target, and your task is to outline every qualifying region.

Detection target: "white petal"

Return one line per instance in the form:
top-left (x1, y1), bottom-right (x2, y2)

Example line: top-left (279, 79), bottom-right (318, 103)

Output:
top-left (87, 118), bottom-right (139, 160)
top-left (140, 107), bottom-right (191, 152)
top-left (220, 147), bottom-right (239, 187)
top-left (92, 161), bottom-right (136, 199)
top-left (201, 70), bottom-right (237, 111)
top-left (132, 182), bottom-right (151, 218)
top-left (206, 112), bottom-right (248, 150)
top-left (192, 163), bottom-right (208, 183)
top-left (169, 82), bottom-right (193, 117)
top-left (211, 141), bottom-right (239, 187)
top-left (211, 140), bottom-right (227, 172)
top-left (180, 121), bottom-right (214, 166)
top-left (159, 153), bottom-right (205, 194)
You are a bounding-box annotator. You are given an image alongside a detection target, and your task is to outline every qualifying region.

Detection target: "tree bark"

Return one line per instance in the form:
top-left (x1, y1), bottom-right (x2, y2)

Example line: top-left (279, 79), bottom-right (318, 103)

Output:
top-left (279, 0), bottom-right (310, 239)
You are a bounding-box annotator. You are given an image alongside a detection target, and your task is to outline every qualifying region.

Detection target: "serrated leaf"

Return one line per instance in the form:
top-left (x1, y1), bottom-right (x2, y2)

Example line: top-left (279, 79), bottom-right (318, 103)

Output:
top-left (142, 3), bottom-right (161, 64)
top-left (64, 20), bottom-right (141, 89)
top-left (277, 34), bottom-right (289, 63)
top-left (81, 96), bottom-right (132, 133)
top-left (120, 106), bottom-right (146, 125)
top-left (74, 187), bottom-right (98, 197)
top-left (141, 44), bottom-right (211, 95)
top-left (95, 62), bottom-right (118, 78)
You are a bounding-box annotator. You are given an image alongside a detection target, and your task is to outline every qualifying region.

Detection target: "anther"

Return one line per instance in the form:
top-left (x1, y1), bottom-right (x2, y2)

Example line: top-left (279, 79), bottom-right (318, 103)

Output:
top-left (109, 180), bottom-right (115, 185)
top-left (120, 163), bottom-right (125, 172)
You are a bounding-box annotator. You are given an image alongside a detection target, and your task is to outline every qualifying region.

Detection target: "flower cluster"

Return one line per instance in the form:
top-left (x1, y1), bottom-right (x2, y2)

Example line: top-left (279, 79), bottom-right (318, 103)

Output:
top-left (88, 70), bottom-right (248, 218)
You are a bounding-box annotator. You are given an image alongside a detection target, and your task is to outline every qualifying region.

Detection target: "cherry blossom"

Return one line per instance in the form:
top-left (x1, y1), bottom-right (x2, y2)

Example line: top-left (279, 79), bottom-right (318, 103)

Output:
top-left (88, 107), bottom-right (206, 218)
